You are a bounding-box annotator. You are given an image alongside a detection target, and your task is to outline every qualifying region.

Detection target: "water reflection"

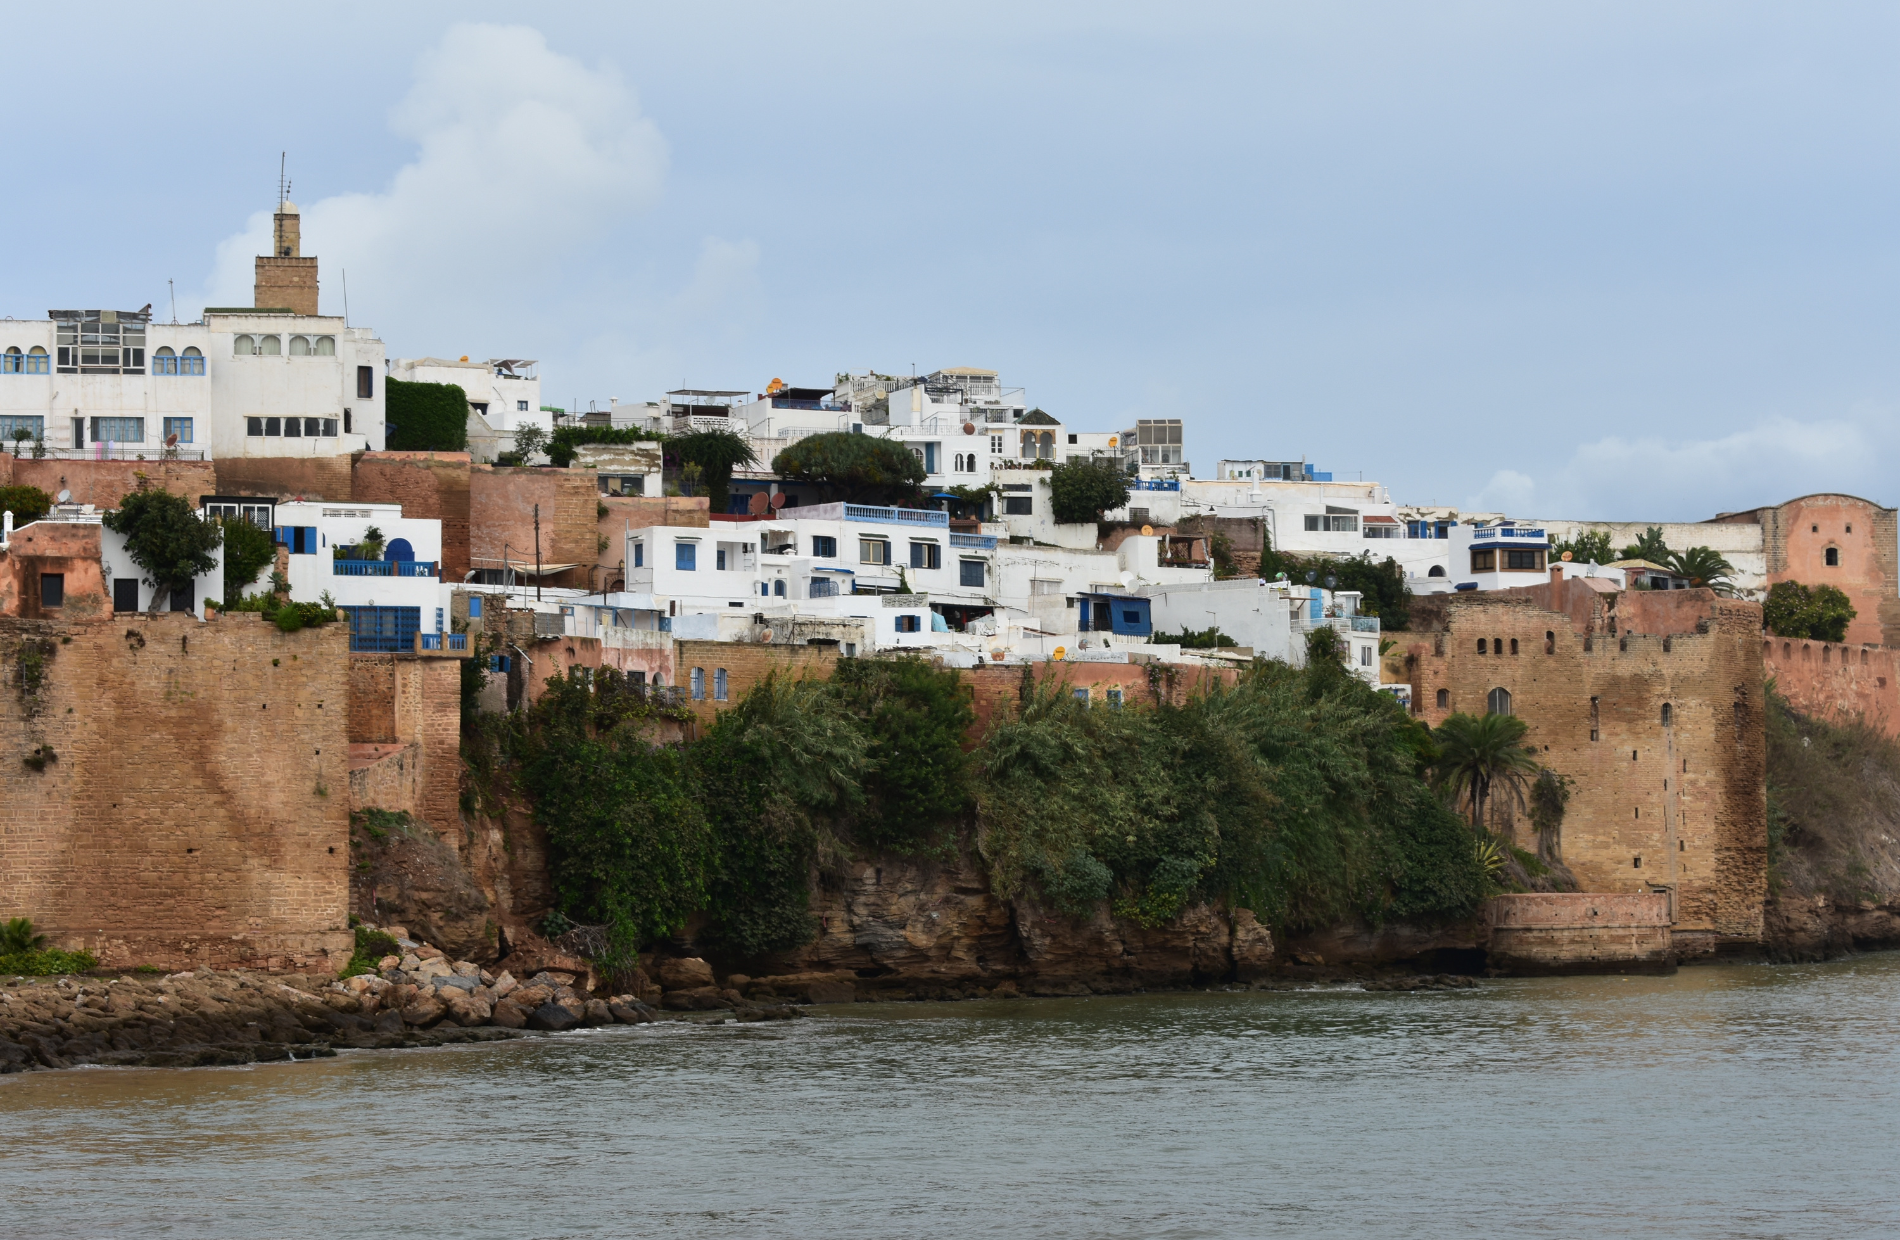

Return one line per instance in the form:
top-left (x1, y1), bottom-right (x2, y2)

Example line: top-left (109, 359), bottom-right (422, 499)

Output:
top-left (3, 957), bottom-right (1898, 1238)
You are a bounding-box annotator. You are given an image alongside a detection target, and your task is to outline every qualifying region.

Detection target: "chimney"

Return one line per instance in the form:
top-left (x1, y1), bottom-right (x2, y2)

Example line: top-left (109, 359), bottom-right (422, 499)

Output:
top-left (254, 199), bottom-right (319, 315)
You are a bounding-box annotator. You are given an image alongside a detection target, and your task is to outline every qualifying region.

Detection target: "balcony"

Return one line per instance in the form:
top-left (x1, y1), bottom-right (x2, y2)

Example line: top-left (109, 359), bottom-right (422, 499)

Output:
top-left (949, 532), bottom-right (997, 550)
top-left (841, 504), bottom-right (950, 527)
top-left (333, 560), bottom-right (439, 577)
top-left (415, 631), bottom-right (472, 657)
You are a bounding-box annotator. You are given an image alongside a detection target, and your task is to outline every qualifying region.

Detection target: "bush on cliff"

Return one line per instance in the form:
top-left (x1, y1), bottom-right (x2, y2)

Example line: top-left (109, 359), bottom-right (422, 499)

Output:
top-left (1764, 681), bottom-right (1900, 906)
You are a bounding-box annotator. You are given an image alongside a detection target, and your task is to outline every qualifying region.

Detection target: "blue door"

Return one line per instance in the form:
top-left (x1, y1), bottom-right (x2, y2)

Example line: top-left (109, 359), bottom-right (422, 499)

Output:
top-left (385, 537), bottom-right (415, 562)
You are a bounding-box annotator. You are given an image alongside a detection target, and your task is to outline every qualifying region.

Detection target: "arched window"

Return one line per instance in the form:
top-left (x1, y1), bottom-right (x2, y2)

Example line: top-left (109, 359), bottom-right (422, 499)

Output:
top-left (1545, 630), bottom-right (1555, 655)
top-left (315, 336), bottom-right (336, 356)
top-left (1, 346), bottom-right (19, 374)
top-left (1661, 703), bottom-right (1673, 727)
top-left (714, 668), bottom-right (728, 701)
top-left (1477, 638), bottom-right (1487, 654)
top-left (289, 335), bottom-right (311, 356)
top-left (1826, 547), bottom-right (1840, 566)
top-left (154, 346), bottom-right (175, 357)
top-left (1020, 430), bottom-right (1037, 460)
top-left (1427, 565), bottom-right (1446, 577)
top-left (1495, 637), bottom-right (1505, 656)
top-left (1509, 638), bottom-right (1519, 655)
top-left (384, 537), bottom-right (415, 562)
top-left (258, 335), bottom-right (281, 356)
top-left (1039, 431), bottom-right (1055, 459)
top-left (651, 673), bottom-right (664, 687)
top-left (1435, 688), bottom-right (1449, 709)
top-left (22, 345), bottom-right (48, 374)
top-left (1487, 687), bottom-right (1512, 716)
top-left (774, 579), bottom-right (786, 597)
top-left (691, 667), bottom-right (706, 700)
top-left (233, 334), bottom-right (255, 356)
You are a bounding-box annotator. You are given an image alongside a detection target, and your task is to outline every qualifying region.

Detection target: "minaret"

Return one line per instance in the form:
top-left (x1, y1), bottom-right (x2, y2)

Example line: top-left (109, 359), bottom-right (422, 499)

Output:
top-left (254, 166), bottom-right (319, 315)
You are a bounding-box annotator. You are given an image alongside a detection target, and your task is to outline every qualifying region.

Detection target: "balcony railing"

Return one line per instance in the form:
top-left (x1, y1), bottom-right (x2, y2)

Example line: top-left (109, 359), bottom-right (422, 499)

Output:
top-left (333, 560), bottom-right (439, 577)
top-left (949, 532), bottom-right (997, 550)
top-left (842, 504), bottom-right (950, 527)
top-left (416, 632), bottom-right (471, 656)
top-left (770, 397), bottom-right (848, 411)
top-left (1132, 479), bottom-right (1181, 491)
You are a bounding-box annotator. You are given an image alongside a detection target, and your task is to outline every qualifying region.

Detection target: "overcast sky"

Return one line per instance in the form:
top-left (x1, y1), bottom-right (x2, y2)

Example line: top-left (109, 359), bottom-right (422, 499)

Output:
top-left (6, 3), bottom-right (1898, 521)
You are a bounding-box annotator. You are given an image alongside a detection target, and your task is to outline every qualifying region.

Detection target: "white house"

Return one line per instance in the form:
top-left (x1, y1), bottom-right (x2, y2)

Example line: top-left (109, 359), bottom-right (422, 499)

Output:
top-left (269, 500), bottom-right (449, 649)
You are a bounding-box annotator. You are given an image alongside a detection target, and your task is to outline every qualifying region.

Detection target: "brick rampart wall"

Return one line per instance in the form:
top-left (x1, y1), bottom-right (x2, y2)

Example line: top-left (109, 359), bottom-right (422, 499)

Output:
top-left (1404, 578), bottom-right (1767, 944)
top-left (348, 655), bottom-right (399, 743)
top-left (470, 467), bottom-right (600, 589)
top-left (351, 452), bottom-right (472, 580)
top-left (673, 639), bottom-right (842, 724)
top-left (0, 458), bottom-right (217, 511)
top-left (964, 660), bottom-right (1235, 735)
top-left (0, 613), bottom-right (352, 971)
top-left (347, 653), bottom-right (459, 835)
top-left (0, 523), bottom-right (108, 621)
top-left (349, 742), bottom-right (421, 817)
top-left (213, 456), bottom-right (355, 503)
top-left (1764, 638), bottom-right (1900, 736)
top-left (1486, 894), bottom-right (1675, 973)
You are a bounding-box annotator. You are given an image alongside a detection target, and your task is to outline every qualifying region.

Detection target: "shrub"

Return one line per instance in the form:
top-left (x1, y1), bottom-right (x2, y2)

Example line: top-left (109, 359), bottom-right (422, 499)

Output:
top-left (0, 485), bottom-right (52, 525)
top-left (1048, 457), bottom-right (1131, 525)
top-left (219, 517), bottom-right (276, 606)
top-left (1764, 580), bottom-right (1856, 643)
top-left (385, 377), bottom-right (469, 452)
top-left (101, 483), bottom-right (222, 608)
top-left (0, 948), bottom-right (99, 976)
top-left (340, 925), bottom-right (403, 979)
top-left (771, 432), bottom-right (925, 505)
top-left (1152, 626), bottom-right (1238, 649)
top-left (1551, 529), bottom-right (1615, 565)
top-left (669, 429), bottom-right (757, 514)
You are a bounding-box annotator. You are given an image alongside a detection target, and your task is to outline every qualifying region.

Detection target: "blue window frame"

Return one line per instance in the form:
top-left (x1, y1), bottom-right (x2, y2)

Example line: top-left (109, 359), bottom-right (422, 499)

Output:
top-left (163, 417), bottom-right (193, 444)
top-left (468, 596), bottom-right (483, 618)
top-left (676, 542), bottom-right (696, 571)
top-left (273, 525), bottom-right (319, 554)
top-left (959, 559), bottom-right (985, 587)
top-left (349, 606), bottom-right (421, 653)
top-left (488, 654), bottom-right (510, 673)
top-left (1073, 687), bottom-right (1090, 704)
top-left (633, 542), bottom-right (644, 568)
top-left (691, 667), bottom-right (706, 700)
top-left (812, 535), bottom-right (837, 558)
top-left (774, 580), bottom-right (786, 597)
top-left (714, 668), bottom-right (728, 701)
top-left (716, 548), bottom-right (727, 570)
top-left (0, 415), bottom-right (45, 443)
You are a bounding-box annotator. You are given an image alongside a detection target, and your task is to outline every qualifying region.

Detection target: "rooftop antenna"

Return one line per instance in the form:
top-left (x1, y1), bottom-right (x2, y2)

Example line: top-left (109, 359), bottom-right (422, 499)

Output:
top-left (341, 268), bottom-right (349, 326)
top-left (278, 152), bottom-right (288, 208)
top-left (168, 279), bottom-right (176, 325)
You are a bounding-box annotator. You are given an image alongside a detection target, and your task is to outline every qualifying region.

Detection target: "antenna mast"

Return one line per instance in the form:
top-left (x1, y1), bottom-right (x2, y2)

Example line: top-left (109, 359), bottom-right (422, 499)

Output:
top-left (278, 152), bottom-right (287, 207)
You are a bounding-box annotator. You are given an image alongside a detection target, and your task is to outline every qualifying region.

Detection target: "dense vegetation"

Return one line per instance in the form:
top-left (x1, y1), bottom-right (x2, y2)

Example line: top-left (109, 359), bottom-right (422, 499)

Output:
top-left (770, 432), bottom-right (925, 504)
top-left (102, 484), bottom-right (223, 608)
top-left (1049, 456), bottom-right (1132, 525)
top-left (0, 485), bottom-right (51, 525)
top-left (501, 650), bottom-right (1488, 970)
top-left (1763, 580), bottom-right (1856, 643)
top-left (1267, 548), bottom-right (1413, 630)
top-left (385, 377), bottom-right (469, 452)
top-left (0, 918), bottom-right (96, 976)
top-left (218, 516), bottom-right (275, 606)
top-left (1764, 682), bottom-right (1900, 907)
top-left (670, 429), bottom-right (757, 513)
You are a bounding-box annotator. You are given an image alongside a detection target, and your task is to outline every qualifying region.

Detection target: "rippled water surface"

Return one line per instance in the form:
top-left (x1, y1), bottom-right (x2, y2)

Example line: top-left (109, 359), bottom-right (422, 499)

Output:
top-left (4, 955), bottom-right (1899, 1239)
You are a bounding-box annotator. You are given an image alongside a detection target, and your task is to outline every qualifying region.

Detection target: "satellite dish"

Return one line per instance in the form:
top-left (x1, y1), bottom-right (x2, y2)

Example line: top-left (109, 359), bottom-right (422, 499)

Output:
top-left (1561, 550), bottom-right (1574, 562)
top-left (1108, 436), bottom-right (1118, 447)
top-left (1052, 646), bottom-right (1067, 661)
top-left (963, 422), bottom-right (976, 435)
top-left (759, 628), bottom-right (774, 643)
top-left (1119, 570), bottom-right (1136, 589)
top-left (165, 433), bottom-right (179, 447)
top-left (747, 492), bottom-right (769, 515)
top-left (1305, 570), bottom-right (1317, 584)
top-left (57, 490), bottom-right (71, 503)
top-left (1140, 524), bottom-right (1154, 536)
top-left (1325, 575), bottom-right (1338, 589)
top-left (989, 650), bottom-right (1005, 662)
top-left (769, 493), bottom-right (787, 509)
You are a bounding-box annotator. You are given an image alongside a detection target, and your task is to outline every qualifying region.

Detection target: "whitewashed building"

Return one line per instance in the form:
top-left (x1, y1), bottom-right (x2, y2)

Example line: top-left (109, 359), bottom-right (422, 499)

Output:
top-left (387, 357), bottom-right (549, 462)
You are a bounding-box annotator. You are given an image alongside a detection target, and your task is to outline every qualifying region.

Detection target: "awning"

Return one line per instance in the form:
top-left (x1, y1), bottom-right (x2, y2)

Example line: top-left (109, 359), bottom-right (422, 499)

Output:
top-left (813, 567), bottom-right (856, 574)
top-left (1363, 515), bottom-right (1400, 525)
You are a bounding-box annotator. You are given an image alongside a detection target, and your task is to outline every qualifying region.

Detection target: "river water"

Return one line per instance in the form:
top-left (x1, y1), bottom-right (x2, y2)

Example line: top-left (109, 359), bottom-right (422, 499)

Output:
top-left (2, 955), bottom-right (1898, 1239)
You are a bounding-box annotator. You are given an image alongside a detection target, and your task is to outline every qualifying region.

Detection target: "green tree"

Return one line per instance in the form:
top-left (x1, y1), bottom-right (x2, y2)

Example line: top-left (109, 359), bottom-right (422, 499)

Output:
top-left (511, 424), bottom-right (549, 464)
top-left (1621, 526), bottom-right (1670, 564)
top-left (1763, 580), bottom-right (1856, 642)
top-left (1431, 712), bottom-right (1541, 831)
top-left (219, 517), bottom-right (276, 606)
top-left (1048, 456), bottom-right (1132, 525)
top-left (670, 428), bottom-right (759, 514)
top-left (102, 484), bottom-right (222, 612)
top-left (0, 485), bottom-right (52, 525)
top-left (0, 917), bottom-right (46, 953)
top-left (385, 377), bottom-right (469, 452)
top-left (1552, 528), bottom-right (1615, 565)
top-left (1275, 552), bottom-right (1412, 630)
top-left (771, 432), bottom-right (925, 504)
top-left (829, 656), bottom-right (972, 854)
top-left (1668, 546), bottom-right (1736, 594)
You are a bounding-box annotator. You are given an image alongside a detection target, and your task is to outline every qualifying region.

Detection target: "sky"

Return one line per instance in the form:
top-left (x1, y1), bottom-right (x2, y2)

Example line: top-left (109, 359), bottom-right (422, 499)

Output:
top-left (5, 2), bottom-right (1899, 521)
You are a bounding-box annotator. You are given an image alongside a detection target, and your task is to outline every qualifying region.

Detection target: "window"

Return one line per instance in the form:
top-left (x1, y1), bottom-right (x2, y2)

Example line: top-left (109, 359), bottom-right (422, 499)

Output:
top-left (358, 366), bottom-right (374, 398)
top-left (1004, 496), bottom-right (1033, 516)
top-left (860, 538), bottom-right (890, 565)
top-left (1590, 696), bottom-right (1600, 741)
top-left (599, 474), bottom-right (645, 497)
top-left (1428, 565), bottom-right (1446, 577)
top-left (1360, 645), bottom-right (1373, 666)
top-left (895, 614), bottom-right (921, 633)
top-left (284, 416), bottom-right (301, 437)
top-left (809, 578), bottom-right (838, 598)
top-left (910, 540), bottom-right (941, 570)
top-left (289, 335), bottom-right (312, 356)
top-left (1661, 703), bottom-right (1673, 727)
top-left (113, 578), bottom-right (138, 613)
top-left (1504, 549), bottom-right (1543, 570)
top-left (1486, 687), bottom-right (1512, 716)
top-left (169, 583), bottom-right (194, 613)
top-left (716, 548), bottom-right (727, 571)
top-left (1106, 688), bottom-right (1122, 708)
top-left (714, 668), bottom-right (729, 701)
top-left (1477, 638), bottom-right (1487, 654)
top-left (344, 408), bottom-right (353, 433)
top-left (1470, 548), bottom-right (1496, 572)
top-left (468, 597), bottom-right (483, 618)
top-left (691, 667), bottom-right (706, 700)
top-left (811, 535), bottom-right (837, 558)
top-left (632, 542), bottom-right (644, 568)
top-left (322, 418), bottom-right (338, 437)
top-left (676, 542), bottom-right (697, 570)
top-left (233, 334), bottom-right (254, 356)
top-left (990, 434), bottom-right (1003, 455)
top-left (1303, 509), bottom-right (1359, 532)
top-left (39, 574), bottom-right (63, 608)
top-left (1509, 638), bottom-right (1518, 655)
top-left (774, 579), bottom-right (787, 597)
top-left (163, 417), bottom-right (193, 444)
top-left (315, 336), bottom-right (335, 356)
top-left (0, 415), bottom-right (45, 444)
top-left (258, 335), bottom-right (281, 356)
top-left (1073, 687), bottom-right (1090, 704)
top-left (1545, 630), bottom-right (1555, 655)
top-left (488, 654), bottom-right (510, 673)
top-left (89, 417), bottom-right (144, 444)
top-left (57, 316), bottom-right (144, 373)
top-left (273, 526), bottom-right (318, 554)
top-left (1435, 688), bottom-right (1449, 710)
top-left (1826, 547), bottom-right (1840, 566)
top-left (960, 559), bottom-right (986, 587)
top-left (2, 346), bottom-right (51, 375)
top-left (1068, 433), bottom-right (1078, 445)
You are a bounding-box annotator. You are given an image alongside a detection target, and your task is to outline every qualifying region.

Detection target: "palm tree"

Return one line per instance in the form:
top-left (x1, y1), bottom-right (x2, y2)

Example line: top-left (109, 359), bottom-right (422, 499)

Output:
top-left (1668, 546), bottom-right (1736, 595)
top-left (1621, 526), bottom-right (1670, 564)
top-left (1432, 712), bottom-right (1541, 831)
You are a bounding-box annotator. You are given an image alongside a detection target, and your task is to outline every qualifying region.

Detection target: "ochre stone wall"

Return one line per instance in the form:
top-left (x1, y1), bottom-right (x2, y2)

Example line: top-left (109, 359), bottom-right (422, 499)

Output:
top-left (1764, 638), bottom-right (1900, 736)
top-left (1403, 578), bottom-right (1767, 949)
top-left (1485, 892), bottom-right (1674, 973)
top-left (213, 455), bottom-right (355, 503)
top-left (470, 466), bottom-right (600, 589)
top-left (254, 256), bottom-right (319, 316)
top-left (349, 742), bottom-right (421, 817)
top-left (0, 458), bottom-right (217, 511)
top-left (0, 523), bottom-right (107, 621)
top-left (1710, 493), bottom-right (1900, 647)
top-left (0, 613), bottom-right (351, 971)
top-left (346, 653), bottom-right (461, 836)
top-left (673, 639), bottom-right (842, 725)
top-left (351, 452), bottom-right (472, 580)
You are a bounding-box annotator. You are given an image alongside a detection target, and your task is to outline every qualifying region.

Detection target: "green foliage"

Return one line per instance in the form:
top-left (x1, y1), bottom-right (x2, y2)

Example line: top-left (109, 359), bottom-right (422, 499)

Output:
top-left (1271, 551), bottom-right (1412, 630)
top-left (272, 601), bottom-right (338, 633)
top-left (385, 377), bottom-right (470, 452)
top-left (1048, 456), bottom-right (1132, 525)
top-left (1667, 546), bottom-right (1736, 594)
top-left (546, 425), bottom-right (664, 468)
top-left (511, 424), bottom-right (548, 464)
top-left (670, 429), bottom-right (758, 514)
top-left (1152, 625), bottom-right (1239, 649)
top-left (1763, 580), bottom-right (1856, 643)
top-left (1764, 680), bottom-right (1900, 905)
top-left (1431, 712), bottom-right (1541, 829)
top-left (101, 484), bottom-right (222, 606)
top-left (828, 657), bottom-right (972, 854)
top-left (976, 662), bottom-right (1489, 933)
top-left (1551, 528), bottom-right (1615, 565)
top-left (1, 917), bottom-right (46, 954)
top-left (0, 485), bottom-right (52, 525)
top-left (0, 948), bottom-right (99, 976)
top-left (339, 925), bottom-right (402, 979)
top-left (219, 517), bottom-right (275, 606)
top-left (1621, 526), bottom-right (1670, 564)
top-left (771, 432), bottom-right (926, 504)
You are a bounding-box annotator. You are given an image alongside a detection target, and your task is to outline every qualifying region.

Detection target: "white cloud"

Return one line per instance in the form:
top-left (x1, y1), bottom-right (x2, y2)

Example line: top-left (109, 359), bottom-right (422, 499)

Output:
top-left (1467, 408), bottom-right (1900, 521)
top-left (198, 23), bottom-right (667, 344)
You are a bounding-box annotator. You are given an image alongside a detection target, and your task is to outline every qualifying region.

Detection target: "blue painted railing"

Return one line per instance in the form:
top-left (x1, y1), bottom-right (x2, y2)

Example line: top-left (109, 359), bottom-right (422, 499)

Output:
top-left (949, 532), bottom-right (997, 550)
top-left (843, 504), bottom-right (949, 527)
top-left (1132, 479), bottom-right (1181, 491)
top-left (333, 560), bottom-right (438, 577)
top-left (417, 632), bottom-right (469, 652)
